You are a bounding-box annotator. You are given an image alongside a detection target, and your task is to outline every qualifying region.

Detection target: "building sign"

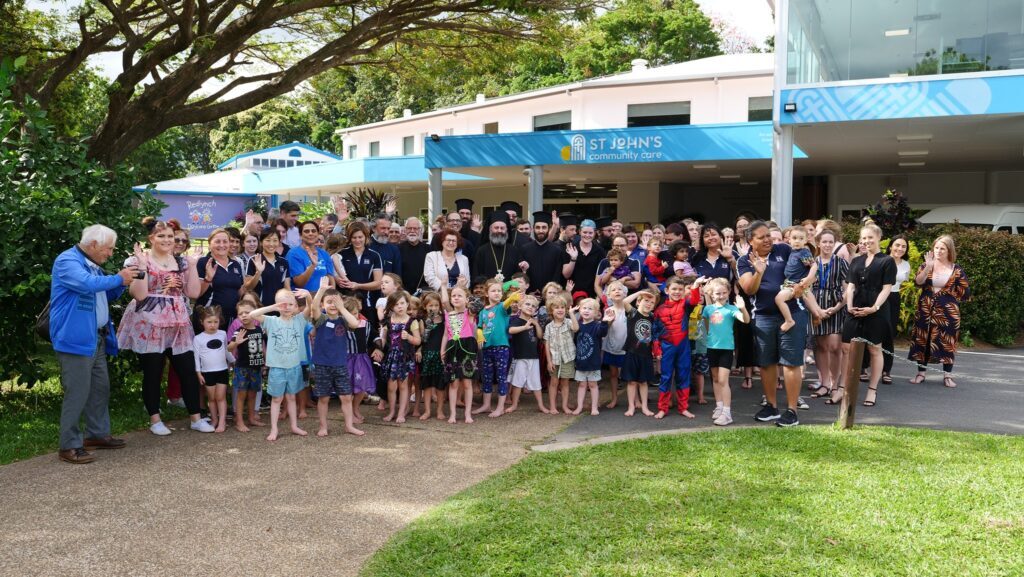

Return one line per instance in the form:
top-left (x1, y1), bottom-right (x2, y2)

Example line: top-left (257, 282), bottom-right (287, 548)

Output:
top-left (157, 194), bottom-right (254, 237)
top-left (425, 122), bottom-right (797, 169)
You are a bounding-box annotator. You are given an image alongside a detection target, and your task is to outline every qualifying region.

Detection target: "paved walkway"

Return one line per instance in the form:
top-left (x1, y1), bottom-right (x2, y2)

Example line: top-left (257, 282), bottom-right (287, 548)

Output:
top-left (540, 346), bottom-right (1024, 450)
top-left (0, 407), bottom-right (573, 577)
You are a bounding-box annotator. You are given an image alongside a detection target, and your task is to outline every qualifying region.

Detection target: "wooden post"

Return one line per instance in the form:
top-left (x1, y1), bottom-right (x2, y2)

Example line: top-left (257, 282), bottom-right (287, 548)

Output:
top-left (838, 340), bottom-right (865, 429)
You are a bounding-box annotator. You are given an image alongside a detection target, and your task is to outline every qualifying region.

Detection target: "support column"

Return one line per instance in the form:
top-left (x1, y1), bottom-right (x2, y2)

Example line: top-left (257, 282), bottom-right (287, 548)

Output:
top-left (771, 125), bottom-right (795, 226)
top-left (984, 171), bottom-right (998, 204)
top-left (526, 165), bottom-right (544, 216)
top-left (427, 168), bottom-right (443, 241)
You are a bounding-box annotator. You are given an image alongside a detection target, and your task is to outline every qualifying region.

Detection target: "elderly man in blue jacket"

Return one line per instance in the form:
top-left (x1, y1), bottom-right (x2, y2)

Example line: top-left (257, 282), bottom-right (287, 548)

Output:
top-left (51, 224), bottom-right (138, 464)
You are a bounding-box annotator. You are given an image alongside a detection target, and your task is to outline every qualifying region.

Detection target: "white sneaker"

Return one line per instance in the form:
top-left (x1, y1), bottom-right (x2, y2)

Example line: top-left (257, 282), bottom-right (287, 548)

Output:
top-left (712, 406), bottom-right (723, 420)
top-left (190, 419), bottom-right (215, 433)
top-left (150, 421), bottom-right (172, 436)
top-left (713, 413), bottom-right (733, 426)
top-left (168, 398), bottom-right (186, 409)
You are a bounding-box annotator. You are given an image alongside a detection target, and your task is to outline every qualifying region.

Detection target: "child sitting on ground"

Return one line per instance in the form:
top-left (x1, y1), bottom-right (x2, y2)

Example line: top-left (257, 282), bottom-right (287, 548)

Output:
top-left (251, 288), bottom-right (313, 441)
top-left (775, 226), bottom-right (817, 332)
top-left (507, 294), bottom-right (547, 413)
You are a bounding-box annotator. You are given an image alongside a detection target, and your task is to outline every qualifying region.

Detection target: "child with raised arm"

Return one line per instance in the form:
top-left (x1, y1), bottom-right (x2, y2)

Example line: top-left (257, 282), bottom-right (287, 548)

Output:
top-left (310, 278), bottom-right (364, 436)
top-left (621, 289), bottom-right (659, 417)
top-left (227, 300), bottom-right (265, 431)
top-left (418, 291), bottom-right (447, 421)
top-left (251, 288), bottom-right (313, 441)
top-left (702, 277), bottom-right (749, 426)
top-left (652, 275), bottom-right (706, 419)
top-left (194, 305), bottom-right (234, 433)
top-left (776, 226), bottom-right (817, 332)
top-left (440, 282), bottom-right (478, 423)
top-left (543, 294), bottom-right (577, 414)
top-left (507, 294), bottom-right (547, 413)
top-left (473, 278), bottom-right (520, 418)
top-left (380, 290), bottom-right (420, 423)
top-left (601, 280), bottom-right (628, 409)
top-left (342, 296), bottom-right (376, 424)
top-left (573, 298), bottom-right (615, 416)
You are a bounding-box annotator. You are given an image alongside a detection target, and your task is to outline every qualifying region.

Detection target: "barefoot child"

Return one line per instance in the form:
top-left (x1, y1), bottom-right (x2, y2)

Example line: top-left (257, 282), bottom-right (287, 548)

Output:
top-left (702, 277), bottom-right (749, 426)
top-left (227, 301), bottom-right (265, 431)
top-left (374, 273), bottom-right (402, 412)
top-left (620, 289), bottom-right (659, 417)
top-left (775, 227), bottom-right (816, 332)
top-left (573, 298), bottom-right (615, 416)
top-left (543, 294), bottom-right (577, 414)
top-left (601, 280), bottom-right (628, 409)
top-left (652, 276), bottom-right (705, 419)
top-left (251, 288), bottom-right (313, 441)
top-left (507, 295), bottom-right (547, 413)
top-left (342, 296), bottom-right (375, 424)
top-left (441, 283), bottom-right (478, 423)
top-left (406, 295), bottom-right (423, 419)
top-left (381, 291), bottom-right (420, 423)
top-left (474, 278), bottom-right (520, 418)
top-left (310, 278), bottom-right (365, 436)
top-left (194, 306), bottom-right (233, 433)
top-left (417, 292), bottom-right (448, 421)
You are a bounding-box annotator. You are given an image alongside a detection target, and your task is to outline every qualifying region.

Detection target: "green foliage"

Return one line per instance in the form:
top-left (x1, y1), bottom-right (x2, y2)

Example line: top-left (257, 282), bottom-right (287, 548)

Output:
top-left (864, 189), bottom-right (918, 239)
top-left (345, 188), bottom-right (397, 220)
top-left (299, 199), bottom-right (336, 221)
top-left (209, 99), bottom-right (319, 166)
top-left (0, 60), bottom-right (163, 385)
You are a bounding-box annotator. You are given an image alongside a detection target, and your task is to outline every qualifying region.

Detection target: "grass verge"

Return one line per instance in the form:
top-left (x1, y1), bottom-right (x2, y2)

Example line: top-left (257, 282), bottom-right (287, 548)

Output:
top-left (362, 426), bottom-right (1024, 577)
top-left (0, 371), bottom-right (187, 465)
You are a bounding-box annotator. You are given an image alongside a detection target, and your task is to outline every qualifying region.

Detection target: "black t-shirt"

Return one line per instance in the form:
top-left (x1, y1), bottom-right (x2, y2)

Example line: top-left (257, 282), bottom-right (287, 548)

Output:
top-left (246, 255), bottom-right (290, 307)
top-left (567, 242), bottom-right (607, 297)
top-left (233, 327), bottom-right (266, 367)
top-left (521, 241), bottom-right (566, 294)
top-left (196, 255), bottom-right (245, 322)
top-left (623, 309), bottom-right (654, 356)
top-left (509, 316), bottom-right (540, 359)
top-left (398, 240), bottom-right (430, 293)
top-left (847, 253), bottom-right (897, 309)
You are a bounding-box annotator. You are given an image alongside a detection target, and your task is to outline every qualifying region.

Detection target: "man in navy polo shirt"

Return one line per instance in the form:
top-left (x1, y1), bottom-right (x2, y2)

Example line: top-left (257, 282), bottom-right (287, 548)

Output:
top-left (737, 220), bottom-right (808, 427)
top-left (370, 213), bottom-right (402, 276)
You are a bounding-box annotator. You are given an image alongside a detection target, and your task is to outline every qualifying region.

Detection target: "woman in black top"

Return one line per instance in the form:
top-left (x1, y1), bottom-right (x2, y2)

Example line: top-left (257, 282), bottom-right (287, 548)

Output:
top-left (195, 227), bottom-right (245, 329)
top-left (242, 228), bottom-right (291, 307)
top-left (831, 223), bottom-right (896, 408)
top-left (563, 220), bottom-right (606, 298)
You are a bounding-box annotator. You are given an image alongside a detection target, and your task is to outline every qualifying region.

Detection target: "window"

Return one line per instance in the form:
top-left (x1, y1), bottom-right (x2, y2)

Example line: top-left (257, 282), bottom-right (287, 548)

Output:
top-left (748, 96), bottom-right (773, 121)
top-left (627, 102), bottom-right (690, 127)
top-left (369, 141), bottom-right (380, 157)
top-left (403, 135), bottom-right (415, 155)
top-left (348, 145), bottom-right (357, 159)
top-left (288, 148), bottom-right (302, 158)
top-left (270, 159), bottom-right (279, 168)
top-left (286, 160), bottom-right (295, 167)
top-left (483, 122), bottom-right (499, 134)
top-left (533, 111), bottom-right (571, 132)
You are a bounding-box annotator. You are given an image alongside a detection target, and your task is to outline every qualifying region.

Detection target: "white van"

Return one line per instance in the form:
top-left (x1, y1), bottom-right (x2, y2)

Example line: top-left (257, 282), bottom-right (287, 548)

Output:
top-left (917, 204), bottom-right (1024, 234)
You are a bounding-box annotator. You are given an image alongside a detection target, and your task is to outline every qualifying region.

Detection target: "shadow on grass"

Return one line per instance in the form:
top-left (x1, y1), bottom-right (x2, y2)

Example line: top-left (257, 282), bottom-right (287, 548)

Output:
top-left (362, 427), bottom-right (1024, 577)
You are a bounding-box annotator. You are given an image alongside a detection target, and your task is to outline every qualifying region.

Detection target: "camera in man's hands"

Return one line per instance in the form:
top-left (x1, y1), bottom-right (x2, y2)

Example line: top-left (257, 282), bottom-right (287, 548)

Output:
top-left (134, 270), bottom-right (146, 279)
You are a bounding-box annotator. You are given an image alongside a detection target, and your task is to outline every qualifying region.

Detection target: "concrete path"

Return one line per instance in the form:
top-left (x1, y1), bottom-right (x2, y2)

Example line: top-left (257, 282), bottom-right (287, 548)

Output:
top-left (540, 346), bottom-right (1024, 450)
top-left (0, 406), bottom-right (573, 577)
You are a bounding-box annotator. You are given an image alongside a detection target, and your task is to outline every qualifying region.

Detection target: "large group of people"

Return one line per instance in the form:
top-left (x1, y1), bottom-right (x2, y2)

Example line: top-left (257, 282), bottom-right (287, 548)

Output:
top-left (50, 197), bottom-right (971, 463)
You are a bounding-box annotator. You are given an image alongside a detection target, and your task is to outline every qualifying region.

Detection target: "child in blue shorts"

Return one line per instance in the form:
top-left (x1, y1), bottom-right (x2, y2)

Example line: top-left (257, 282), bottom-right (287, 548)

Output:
top-left (251, 287), bottom-right (313, 442)
top-left (227, 300), bottom-right (265, 432)
top-left (310, 278), bottom-right (365, 437)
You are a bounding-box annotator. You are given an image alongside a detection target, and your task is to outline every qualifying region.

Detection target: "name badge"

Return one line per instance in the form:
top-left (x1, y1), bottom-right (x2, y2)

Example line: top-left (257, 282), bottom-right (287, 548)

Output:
top-left (325, 322), bottom-right (335, 329)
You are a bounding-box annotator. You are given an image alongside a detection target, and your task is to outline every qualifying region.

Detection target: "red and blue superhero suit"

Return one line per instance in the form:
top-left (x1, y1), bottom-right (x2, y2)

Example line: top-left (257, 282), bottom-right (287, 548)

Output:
top-left (652, 287), bottom-right (701, 414)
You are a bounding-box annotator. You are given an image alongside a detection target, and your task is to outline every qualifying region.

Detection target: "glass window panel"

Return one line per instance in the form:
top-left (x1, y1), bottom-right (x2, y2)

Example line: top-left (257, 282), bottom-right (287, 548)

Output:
top-left (403, 136), bottom-right (415, 155)
top-left (369, 141), bottom-right (380, 157)
top-left (533, 110), bottom-right (572, 131)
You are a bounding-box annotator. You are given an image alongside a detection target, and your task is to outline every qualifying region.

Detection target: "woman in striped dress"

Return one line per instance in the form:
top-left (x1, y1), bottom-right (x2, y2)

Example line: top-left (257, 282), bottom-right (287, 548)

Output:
top-left (808, 228), bottom-right (848, 399)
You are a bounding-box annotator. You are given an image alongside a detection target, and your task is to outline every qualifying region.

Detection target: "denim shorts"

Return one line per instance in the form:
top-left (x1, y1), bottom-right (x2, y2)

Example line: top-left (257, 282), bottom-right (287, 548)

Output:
top-left (753, 310), bottom-right (807, 368)
top-left (574, 369), bottom-right (601, 383)
top-left (267, 366), bottom-right (306, 397)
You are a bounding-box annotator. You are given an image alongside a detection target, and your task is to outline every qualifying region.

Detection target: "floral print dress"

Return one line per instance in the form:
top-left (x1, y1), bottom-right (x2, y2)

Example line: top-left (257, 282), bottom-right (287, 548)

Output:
top-left (908, 264), bottom-right (970, 366)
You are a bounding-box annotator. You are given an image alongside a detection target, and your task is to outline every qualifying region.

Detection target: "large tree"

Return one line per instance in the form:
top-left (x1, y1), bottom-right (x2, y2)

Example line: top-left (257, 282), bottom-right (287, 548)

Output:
top-left (6, 0), bottom-right (593, 167)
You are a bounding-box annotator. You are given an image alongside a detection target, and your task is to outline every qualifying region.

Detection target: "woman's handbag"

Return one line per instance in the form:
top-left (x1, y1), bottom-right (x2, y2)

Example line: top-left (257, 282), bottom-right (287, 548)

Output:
top-left (35, 300), bottom-right (51, 342)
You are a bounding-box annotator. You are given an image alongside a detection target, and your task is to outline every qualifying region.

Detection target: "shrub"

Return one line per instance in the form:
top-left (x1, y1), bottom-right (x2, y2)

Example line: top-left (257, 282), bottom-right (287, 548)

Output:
top-left (1, 60), bottom-right (162, 385)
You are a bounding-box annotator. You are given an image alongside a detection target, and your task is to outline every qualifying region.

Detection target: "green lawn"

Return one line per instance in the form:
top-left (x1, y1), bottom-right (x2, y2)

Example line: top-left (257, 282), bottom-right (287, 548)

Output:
top-left (0, 366), bottom-right (186, 465)
top-left (362, 427), bottom-right (1024, 577)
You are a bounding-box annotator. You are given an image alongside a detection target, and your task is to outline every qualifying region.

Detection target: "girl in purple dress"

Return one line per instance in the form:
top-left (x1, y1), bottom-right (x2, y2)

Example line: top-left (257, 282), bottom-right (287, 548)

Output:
top-left (343, 296), bottom-right (377, 424)
top-left (381, 291), bottom-right (421, 423)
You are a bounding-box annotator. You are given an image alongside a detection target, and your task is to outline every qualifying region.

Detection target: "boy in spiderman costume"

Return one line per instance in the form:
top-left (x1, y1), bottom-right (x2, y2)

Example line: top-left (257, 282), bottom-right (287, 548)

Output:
top-left (652, 275), bottom-right (708, 418)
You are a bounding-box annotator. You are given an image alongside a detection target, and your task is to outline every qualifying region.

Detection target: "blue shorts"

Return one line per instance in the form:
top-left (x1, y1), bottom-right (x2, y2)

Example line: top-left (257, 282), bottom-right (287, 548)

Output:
top-left (313, 364), bottom-right (352, 397)
top-left (691, 352), bottom-right (709, 376)
top-left (621, 351), bottom-right (656, 385)
top-left (603, 352), bottom-right (625, 368)
top-left (267, 366), bottom-right (306, 397)
top-left (232, 367), bottom-right (263, 392)
top-left (753, 310), bottom-right (807, 368)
